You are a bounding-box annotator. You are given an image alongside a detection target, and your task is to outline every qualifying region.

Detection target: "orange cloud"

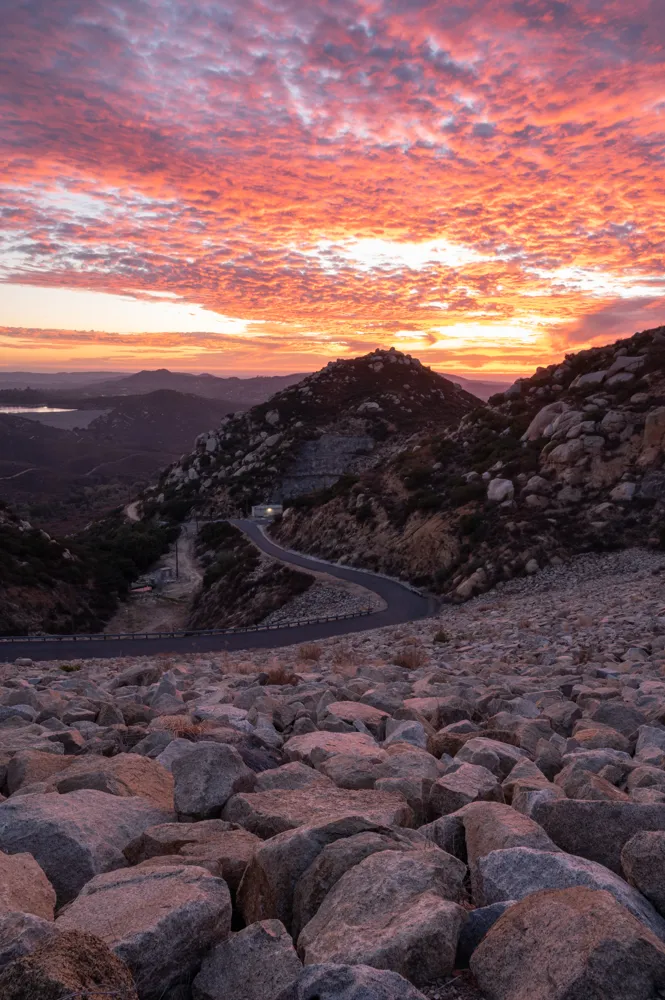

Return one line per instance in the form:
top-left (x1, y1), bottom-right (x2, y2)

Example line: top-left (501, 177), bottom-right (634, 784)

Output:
top-left (1, 0), bottom-right (665, 374)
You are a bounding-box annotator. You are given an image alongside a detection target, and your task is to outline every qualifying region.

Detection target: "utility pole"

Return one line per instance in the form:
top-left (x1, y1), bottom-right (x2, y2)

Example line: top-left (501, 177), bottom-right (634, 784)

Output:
top-left (175, 539), bottom-right (179, 579)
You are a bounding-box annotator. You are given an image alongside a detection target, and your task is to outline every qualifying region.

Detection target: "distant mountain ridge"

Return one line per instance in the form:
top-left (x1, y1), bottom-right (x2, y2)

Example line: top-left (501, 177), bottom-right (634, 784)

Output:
top-left (0, 390), bottom-right (247, 533)
top-left (0, 367), bottom-right (509, 402)
top-left (64, 369), bottom-right (310, 403)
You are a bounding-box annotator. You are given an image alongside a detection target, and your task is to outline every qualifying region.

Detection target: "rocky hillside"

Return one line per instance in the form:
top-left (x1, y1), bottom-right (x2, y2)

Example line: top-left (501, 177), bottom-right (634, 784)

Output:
top-left (186, 521), bottom-right (314, 630)
top-left (272, 326), bottom-right (665, 598)
top-left (149, 348), bottom-right (477, 518)
top-left (0, 503), bottom-right (178, 635)
top-left (0, 549), bottom-right (664, 998)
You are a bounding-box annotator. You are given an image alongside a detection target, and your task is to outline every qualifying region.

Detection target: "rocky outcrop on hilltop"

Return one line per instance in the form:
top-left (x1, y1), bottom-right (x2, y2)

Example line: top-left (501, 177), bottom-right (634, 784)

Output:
top-left (272, 326), bottom-right (665, 599)
top-left (147, 349), bottom-right (477, 518)
top-left (0, 550), bottom-right (664, 998)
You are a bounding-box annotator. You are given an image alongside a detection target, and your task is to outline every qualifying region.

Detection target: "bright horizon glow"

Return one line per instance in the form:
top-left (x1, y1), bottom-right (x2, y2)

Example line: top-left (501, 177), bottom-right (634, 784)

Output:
top-left (0, 284), bottom-right (254, 337)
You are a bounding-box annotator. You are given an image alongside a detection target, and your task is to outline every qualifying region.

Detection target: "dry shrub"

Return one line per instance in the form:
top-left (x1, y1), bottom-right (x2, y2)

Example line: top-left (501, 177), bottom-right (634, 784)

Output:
top-left (216, 659), bottom-right (262, 676)
top-left (392, 645), bottom-right (429, 670)
top-left (261, 663), bottom-right (299, 686)
top-left (331, 644), bottom-right (361, 666)
top-left (148, 714), bottom-right (204, 739)
top-left (298, 642), bottom-right (322, 662)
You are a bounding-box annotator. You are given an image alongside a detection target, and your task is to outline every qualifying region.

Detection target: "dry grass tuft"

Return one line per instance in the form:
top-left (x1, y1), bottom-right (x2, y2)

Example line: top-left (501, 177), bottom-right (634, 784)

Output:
top-left (216, 658), bottom-right (263, 676)
top-left (148, 714), bottom-right (204, 739)
top-left (392, 644), bottom-right (429, 670)
top-left (298, 642), bottom-right (322, 662)
top-left (262, 663), bottom-right (299, 686)
top-left (331, 644), bottom-right (361, 666)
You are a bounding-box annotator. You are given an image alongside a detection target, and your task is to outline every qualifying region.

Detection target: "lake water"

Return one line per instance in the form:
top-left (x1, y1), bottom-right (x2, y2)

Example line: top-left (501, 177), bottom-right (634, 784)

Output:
top-left (0, 406), bottom-right (76, 414)
top-left (0, 406), bottom-right (109, 429)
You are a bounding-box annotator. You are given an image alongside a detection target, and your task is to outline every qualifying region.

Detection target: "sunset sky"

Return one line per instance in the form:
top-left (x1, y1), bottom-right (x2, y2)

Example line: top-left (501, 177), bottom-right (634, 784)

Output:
top-left (1, 1), bottom-right (665, 376)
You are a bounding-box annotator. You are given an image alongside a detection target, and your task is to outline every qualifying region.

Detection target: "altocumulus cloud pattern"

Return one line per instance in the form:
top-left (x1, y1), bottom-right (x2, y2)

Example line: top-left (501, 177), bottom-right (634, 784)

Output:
top-left (1, 0), bottom-right (665, 373)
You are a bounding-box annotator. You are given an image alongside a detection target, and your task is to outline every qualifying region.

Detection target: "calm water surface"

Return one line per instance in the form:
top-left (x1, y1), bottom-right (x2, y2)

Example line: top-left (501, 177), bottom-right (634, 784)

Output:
top-left (0, 406), bottom-right (76, 413)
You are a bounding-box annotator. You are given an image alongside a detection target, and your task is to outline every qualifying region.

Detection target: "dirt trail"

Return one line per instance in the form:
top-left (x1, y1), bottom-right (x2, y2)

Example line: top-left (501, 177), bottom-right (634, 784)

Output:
top-left (104, 521), bottom-right (203, 634)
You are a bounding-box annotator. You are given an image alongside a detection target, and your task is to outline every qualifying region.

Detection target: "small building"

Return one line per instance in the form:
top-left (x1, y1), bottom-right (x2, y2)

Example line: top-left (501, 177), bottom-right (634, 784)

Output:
top-left (251, 503), bottom-right (283, 519)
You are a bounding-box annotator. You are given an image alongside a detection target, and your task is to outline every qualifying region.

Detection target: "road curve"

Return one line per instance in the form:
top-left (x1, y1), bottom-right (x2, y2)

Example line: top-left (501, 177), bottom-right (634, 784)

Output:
top-left (0, 520), bottom-right (437, 662)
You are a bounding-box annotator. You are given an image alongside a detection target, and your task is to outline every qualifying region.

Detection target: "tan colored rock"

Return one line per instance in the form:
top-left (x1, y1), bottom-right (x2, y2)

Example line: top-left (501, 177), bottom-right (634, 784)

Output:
top-left (124, 820), bottom-right (261, 894)
top-left (461, 801), bottom-right (558, 867)
top-left (46, 753), bottom-right (174, 811)
top-left (0, 929), bottom-right (138, 1000)
top-left (555, 765), bottom-right (630, 801)
top-left (297, 849), bottom-right (467, 987)
top-left (254, 762), bottom-right (334, 792)
top-left (222, 787), bottom-right (413, 839)
top-left (471, 887), bottom-right (665, 1000)
top-left (5, 751), bottom-right (74, 795)
top-left (284, 732), bottom-right (387, 768)
top-left (325, 702), bottom-right (389, 732)
top-left (0, 850), bottom-right (56, 921)
top-left (124, 819), bottom-right (238, 864)
top-left (571, 725), bottom-right (630, 752)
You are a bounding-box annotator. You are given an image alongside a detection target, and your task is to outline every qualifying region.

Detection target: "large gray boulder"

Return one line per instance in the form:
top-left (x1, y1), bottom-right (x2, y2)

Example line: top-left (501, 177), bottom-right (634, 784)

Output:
top-left (473, 847), bottom-right (665, 940)
top-left (533, 800), bottom-right (665, 873)
top-left (193, 919), bottom-right (302, 1000)
top-left (292, 830), bottom-right (416, 937)
top-left (297, 849), bottom-right (467, 986)
top-left (57, 864), bottom-right (231, 1000)
top-left (0, 790), bottom-right (171, 903)
top-left (238, 817), bottom-right (400, 931)
top-left (622, 831), bottom-right (665, 915)
top-left (275, 963), bottom-right (428, 1000)
top-left (0, 912), bottom-right (59, 970)
top-left (470, 887), bottom-right (665, 1000)
top-left (429, 764), bottom-right (503, 816)
top-left (172, 743), bottom-right (256, 818)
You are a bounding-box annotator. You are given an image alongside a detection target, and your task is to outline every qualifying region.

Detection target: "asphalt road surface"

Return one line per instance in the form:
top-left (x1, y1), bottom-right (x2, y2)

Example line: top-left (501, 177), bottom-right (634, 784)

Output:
top-left (0, 519), bottom-right (437, 662)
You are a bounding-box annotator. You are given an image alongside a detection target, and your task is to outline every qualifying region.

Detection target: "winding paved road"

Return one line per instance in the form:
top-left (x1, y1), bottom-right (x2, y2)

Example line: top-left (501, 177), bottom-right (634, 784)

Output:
top-left (0, 519), bottom-right (437, 662)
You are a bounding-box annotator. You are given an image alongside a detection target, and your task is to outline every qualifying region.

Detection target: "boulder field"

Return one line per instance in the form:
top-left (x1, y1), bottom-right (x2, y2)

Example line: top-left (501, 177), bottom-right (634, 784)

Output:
top-left (0, 548), bottom-right (664, 998)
